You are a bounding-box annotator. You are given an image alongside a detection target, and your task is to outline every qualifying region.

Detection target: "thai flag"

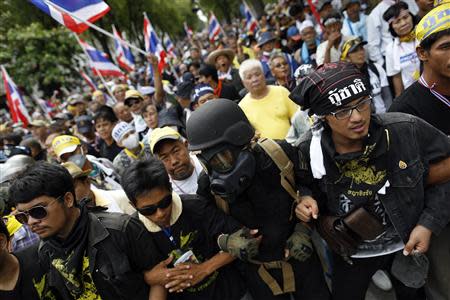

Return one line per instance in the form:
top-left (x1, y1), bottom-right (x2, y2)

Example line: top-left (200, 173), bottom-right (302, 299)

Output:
top-left (29, 0), bottom-right (110, 34)
top-left (1, 66), bottom-right (32, 127)
top-left (208, 13), bottom-right (221, 42)
top-left (164, 35), bottom-right (176, 58)
top-left (112, 25), bottom-right (135, 72)
top-left (80, 70), bottom-right (98, 91)
top-left (143, 13), bottom-right (166, 72)
top-left (78, 39), bottom-right (124, 77)
top-left (243, 1), bottom-right (259, 33)
top-left (184, 22), bottom-right (193, 40)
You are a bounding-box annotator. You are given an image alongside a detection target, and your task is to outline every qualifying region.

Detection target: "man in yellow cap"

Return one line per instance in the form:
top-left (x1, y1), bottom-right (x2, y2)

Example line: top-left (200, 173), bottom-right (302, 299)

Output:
top-left (52, 135), bottom-right (121, 190)
top-left (150, 127), bottom-right (204, 195)
top-left (124, 89), bottom-right (148, 135)
top-left (389, 4), bottom-right (450, 299)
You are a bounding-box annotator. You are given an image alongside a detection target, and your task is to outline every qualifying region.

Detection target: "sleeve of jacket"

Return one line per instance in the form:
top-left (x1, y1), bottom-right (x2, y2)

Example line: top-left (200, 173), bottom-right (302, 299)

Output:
top-left (414, 117), bottom-right (450, 234)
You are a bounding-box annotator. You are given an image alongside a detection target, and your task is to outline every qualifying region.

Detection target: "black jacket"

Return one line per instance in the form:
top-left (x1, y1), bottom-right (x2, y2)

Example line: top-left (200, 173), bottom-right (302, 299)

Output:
top-left (297, 113), bottom-right (450, 243)
top-left (37, 211), bottom-right (161, 300)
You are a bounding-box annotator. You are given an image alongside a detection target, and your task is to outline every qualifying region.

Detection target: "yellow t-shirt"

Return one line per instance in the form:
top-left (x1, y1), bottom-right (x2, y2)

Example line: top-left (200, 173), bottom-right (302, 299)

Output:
top-left (239, 86), bottom-right (298, 140)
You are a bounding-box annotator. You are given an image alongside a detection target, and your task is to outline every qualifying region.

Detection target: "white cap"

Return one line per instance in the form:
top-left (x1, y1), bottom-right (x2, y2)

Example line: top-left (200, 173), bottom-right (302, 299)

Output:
top-left (138, 86), bottom-right (156, 95)
top-left (112, 121), bottom-right (134, 143)
top-left (299, 20), bottom-right (315, 33)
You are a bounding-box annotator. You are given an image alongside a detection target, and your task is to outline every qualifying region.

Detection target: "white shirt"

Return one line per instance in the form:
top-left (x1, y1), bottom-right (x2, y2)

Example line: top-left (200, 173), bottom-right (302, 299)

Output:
top-left (385, 38), bottom-right (420, 89)
top-left (91, 185), bottom-right (136, 214)
top-left (342, 12), bottom-right (368, 41)
top-left (315, 35), bottom-right (355, 66)
top-left (132, 113), bottom-right (147, 133)
top-left (366, 0), bottom-right (418, 63)
top-left (170, 155), bottom-right (203, 195)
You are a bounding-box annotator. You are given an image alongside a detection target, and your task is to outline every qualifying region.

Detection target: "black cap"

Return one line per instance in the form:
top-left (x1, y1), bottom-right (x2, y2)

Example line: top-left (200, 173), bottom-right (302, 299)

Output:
top-left (75, 115), bottom-right (94, 134)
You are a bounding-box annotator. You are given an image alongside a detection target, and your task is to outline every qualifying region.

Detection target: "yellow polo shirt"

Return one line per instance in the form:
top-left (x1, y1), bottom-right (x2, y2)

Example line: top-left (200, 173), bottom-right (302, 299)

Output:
top-left (239, 86), bottom-right (298, 140)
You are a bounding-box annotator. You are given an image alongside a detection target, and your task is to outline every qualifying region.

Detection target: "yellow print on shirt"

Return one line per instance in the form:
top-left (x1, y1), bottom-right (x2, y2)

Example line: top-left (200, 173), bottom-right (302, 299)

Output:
top-left (51, 253), bottom-right (101, 300)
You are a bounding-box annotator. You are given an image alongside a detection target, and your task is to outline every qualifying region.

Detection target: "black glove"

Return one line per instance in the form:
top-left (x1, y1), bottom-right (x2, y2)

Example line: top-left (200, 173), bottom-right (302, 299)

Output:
top-left (217, 228), bottom-right (260, 261)
top-left (285, 223), bottom-right (313, 262)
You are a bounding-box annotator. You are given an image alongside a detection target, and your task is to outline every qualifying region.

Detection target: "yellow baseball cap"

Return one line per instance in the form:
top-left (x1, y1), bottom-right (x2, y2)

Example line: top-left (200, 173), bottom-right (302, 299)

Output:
top-left (124, 89), bottom-right (143, 100)
top-left (61, 161), bottom-right (92, 179)
top-left (340, 37), bottom-right (367, 60)
top-left (434, 0), bottom-right (450, 7)
top-left (416, 3), bottom-right (450, 45)
top-left (149, 127), bottom-right (182, 153)
top-left (92, 90), bottom-right (103, 97)
top-left (52, 135), bottom-right (81, 158)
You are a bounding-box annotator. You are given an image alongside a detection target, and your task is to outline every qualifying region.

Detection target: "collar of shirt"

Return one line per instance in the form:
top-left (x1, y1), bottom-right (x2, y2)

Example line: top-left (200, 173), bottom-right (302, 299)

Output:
top-left (124, 142), bottom-right (144, 159)
top-left (138, 192), bottom-right (183, 232)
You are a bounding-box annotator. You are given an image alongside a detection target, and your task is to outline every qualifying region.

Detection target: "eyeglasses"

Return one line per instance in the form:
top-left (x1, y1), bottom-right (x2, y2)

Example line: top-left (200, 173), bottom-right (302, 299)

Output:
top-left (330, 97), bottom-right (372, 120)
top-left (14, 196), bottom-right (61, 224)
top-left (125, 98), bottom-right (142, 107)
top-left (137, 195), bottom-right (172, 216)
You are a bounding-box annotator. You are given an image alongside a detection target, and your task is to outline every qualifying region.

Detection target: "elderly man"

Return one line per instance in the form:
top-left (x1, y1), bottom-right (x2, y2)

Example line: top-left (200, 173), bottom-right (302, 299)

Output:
top-left (113, 102), bottom-right (134, 124)
top-left (269, 53), bottom-right (296, 91)
top-left (238, 59), bottom-right (298, 139)
top-left (299, 20), bottom-right (321, 66)
top-left (206, 48), bottom-right (244, 92)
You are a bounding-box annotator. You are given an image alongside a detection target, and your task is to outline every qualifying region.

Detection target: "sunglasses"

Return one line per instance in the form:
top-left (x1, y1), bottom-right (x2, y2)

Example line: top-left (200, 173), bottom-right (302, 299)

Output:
top-left (14, 196), bottom-right (61, 224)
top-left (125, 98), bottom-right (142, 107)
top-left (137, 194), bottom-right (172, 216)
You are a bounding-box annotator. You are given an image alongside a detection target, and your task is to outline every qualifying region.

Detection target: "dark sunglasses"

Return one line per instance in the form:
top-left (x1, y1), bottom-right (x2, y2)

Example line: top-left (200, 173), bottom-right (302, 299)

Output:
top-left (137, 194), bottom-right (172, 216)
top-left (125, 98), bottom-right (142, 107)
top-left (14, 196), bottom-right (61, 224)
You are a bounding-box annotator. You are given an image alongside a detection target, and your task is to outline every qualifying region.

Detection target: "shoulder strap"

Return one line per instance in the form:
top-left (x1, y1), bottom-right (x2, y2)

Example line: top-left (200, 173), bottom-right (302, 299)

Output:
top-left (368, 62), bottom-right (380, 79)
top-left (256, 138), bottom-right (298, 200)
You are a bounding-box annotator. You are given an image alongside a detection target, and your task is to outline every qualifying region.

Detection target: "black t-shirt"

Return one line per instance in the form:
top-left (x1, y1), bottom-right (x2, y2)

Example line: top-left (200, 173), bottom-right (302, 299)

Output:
top-left (97, 139), bottom-right (123, 162)
top-left (389, 81), bottom-right (450, 135)
top-left (0, 245), bottom-right (46, 300)
top-left (219, 82), bottom-right (241, 102)
top-left (150, 195), bottom-right (245, 300)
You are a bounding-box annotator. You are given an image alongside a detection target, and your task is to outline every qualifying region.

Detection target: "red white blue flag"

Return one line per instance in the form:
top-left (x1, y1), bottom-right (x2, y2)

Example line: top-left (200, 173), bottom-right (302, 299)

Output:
top-left (184, 22), bottom-right (193, 40)
top-left (243, 1), bottom-right (259, 33)
top-left (208, 12), bottom-right (221, 42)
top-left (1, 66), bottom-right (32, 127)
top-left (29, 0), bottom-right (110, 34)
top-left (164, 35), bottom-right (176, 58)
top-left (80, 70), bottom-right (98, 91)
top-left (143, 13), bottom-right (166, 72)
top-left (112, 25), bottom-right (135, 72)
top-left (78, 39), bottom-right (124, 77)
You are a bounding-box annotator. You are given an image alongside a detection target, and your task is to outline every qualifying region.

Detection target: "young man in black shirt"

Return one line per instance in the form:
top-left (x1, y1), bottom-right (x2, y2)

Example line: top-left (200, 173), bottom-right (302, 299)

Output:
top-left (121, 158), bottom-right (247, 300)
top-left (389, 23), bottom-right (450, 134)
top-left (9, 162), bottom-right (165, 299)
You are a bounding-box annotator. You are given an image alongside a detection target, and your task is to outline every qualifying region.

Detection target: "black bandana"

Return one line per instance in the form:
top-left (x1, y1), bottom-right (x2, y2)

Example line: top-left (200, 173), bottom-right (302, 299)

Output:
top-left (289, 62), bottom-right (371, 116)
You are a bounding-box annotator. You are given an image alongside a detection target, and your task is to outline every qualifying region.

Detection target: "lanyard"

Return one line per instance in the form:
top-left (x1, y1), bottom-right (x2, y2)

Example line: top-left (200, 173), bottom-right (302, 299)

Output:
top-left (346, 18), bottom-right (355, 36)
top-left (162, 227), bottom-right (177, 247)
top-left (419, 76), bottom-right (450, 108)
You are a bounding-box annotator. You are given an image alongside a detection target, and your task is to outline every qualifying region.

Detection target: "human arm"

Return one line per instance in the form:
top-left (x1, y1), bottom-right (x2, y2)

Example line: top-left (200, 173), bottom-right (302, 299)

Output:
top-left (147, 54), bottom-right (165, 106)
top-left (164, 252), bottom-right (235, 293)
top-left (392, 73), bottom-right (404, 97)
top-left (366, 14), bottom-right (383, 63)
top-left (149, 285), bottom-right (167, 300)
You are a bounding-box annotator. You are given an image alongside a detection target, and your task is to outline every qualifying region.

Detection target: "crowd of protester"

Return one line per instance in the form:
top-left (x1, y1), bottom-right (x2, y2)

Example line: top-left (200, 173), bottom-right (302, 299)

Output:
top-left (1, 0), bottom-right (450, 299)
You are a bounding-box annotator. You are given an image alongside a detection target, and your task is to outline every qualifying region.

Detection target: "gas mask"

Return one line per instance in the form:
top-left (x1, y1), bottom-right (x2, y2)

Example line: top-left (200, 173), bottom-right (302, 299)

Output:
top-left (200, 146), bottom-right (256, 203)
top-left (67, 148), bottom-right (86, 169)
top-left (122, 133), bottom-right (140, 150)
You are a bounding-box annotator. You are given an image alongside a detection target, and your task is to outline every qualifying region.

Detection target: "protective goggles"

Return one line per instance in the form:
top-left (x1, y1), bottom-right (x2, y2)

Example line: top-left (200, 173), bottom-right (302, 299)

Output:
top-left (14, 196), bottom-right (61, 224)
top-left (137, 194), bottom-right (172, 216)
top-left (199, 145), bottom-right (242, 174)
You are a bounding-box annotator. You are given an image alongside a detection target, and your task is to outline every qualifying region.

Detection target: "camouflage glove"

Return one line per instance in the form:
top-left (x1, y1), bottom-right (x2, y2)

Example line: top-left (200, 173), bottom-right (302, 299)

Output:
top-left (217, 228), bottom-right (260, 261)
top-left (285, 223), bottom-right (313, 262)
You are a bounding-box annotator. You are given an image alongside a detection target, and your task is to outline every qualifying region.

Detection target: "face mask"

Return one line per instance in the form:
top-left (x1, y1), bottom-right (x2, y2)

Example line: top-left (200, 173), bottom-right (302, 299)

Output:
top-left (68, 151), bottom-right (86, 169)
top-left (122, 133), bottom-right (140, 150)
top-left (207, 149), bottom-right (256, 203)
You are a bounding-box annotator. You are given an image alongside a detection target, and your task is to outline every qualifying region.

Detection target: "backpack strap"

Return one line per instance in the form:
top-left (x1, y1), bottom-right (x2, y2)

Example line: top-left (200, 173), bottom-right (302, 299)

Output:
top-left (257, 138), bottom-right (298, 200)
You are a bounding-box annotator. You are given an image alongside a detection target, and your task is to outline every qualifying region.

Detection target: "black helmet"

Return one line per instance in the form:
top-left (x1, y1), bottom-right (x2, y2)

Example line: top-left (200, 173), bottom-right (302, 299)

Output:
top-left (187, 99), bottom-right (255, 151)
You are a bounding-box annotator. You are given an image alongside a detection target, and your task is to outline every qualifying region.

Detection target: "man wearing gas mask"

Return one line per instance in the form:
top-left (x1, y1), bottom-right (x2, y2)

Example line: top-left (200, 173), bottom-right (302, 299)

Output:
top-left (51, 135), bottom-right (122, 190)
top-left (187, 99), bottom-right (330, 300)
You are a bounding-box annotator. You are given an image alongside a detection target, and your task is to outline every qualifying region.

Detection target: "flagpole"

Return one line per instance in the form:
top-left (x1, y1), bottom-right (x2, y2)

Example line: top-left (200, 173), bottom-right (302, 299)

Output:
top-left (44, 0), bottom-right (147, 57)
top-left (72, 33), bottom-right (118, 103)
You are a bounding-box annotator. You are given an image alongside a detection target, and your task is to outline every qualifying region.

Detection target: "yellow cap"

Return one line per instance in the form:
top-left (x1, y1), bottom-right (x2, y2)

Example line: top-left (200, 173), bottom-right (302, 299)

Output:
top-left (3, 215), bottom-right (22, 236)
top-left (340, 37), bottom-right (367, 60)
top-left (149, 127), bottom-right (182, 153)
top-left (61, 161), bottom-right (92, 179)
top-left (92, 90), bottom-right (103, 97)
top-left (434, 0), bottom-right (450, 7)
top-left (124, 89), bottom-right (144, 100)
top-left (416, 3), bottom-right (450, 44)
top-left (52, 135), bottom-right (81, 158)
